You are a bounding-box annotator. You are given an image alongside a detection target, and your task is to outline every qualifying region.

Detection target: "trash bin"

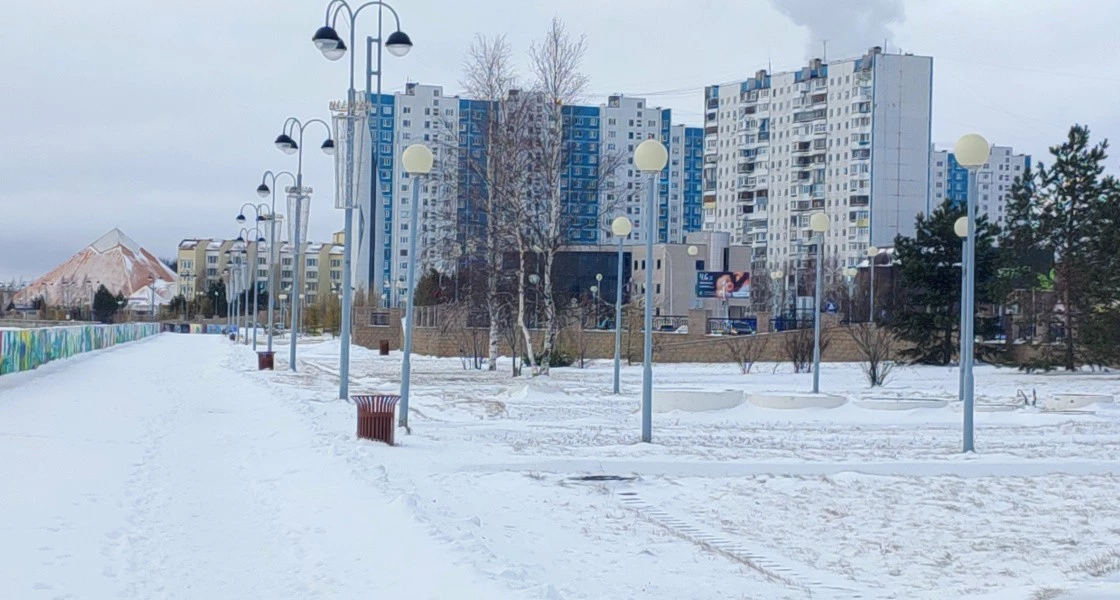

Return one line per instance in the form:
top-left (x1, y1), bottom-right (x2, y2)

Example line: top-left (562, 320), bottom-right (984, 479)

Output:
top-left (256, 351), bottom-right (275, 371)
top-left (353, 395), bottom-right (400, 445)
top-left (379, 340), bottom-right (390, 356)
top-left (229, 333), bottom-right (236, 341)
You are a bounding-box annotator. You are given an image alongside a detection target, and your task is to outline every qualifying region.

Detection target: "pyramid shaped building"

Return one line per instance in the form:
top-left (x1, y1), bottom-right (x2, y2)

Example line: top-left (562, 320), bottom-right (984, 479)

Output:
top-left (14, 228), bottom-right (176, 306)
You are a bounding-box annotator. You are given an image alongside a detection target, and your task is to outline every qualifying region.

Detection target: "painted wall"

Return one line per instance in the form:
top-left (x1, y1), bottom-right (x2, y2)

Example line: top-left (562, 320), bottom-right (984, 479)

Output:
top-left (0, 323), bottom-right (160, 376)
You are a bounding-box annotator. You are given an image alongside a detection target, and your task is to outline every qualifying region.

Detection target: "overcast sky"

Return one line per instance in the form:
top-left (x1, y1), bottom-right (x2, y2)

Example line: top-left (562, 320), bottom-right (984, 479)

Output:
top-left (3, 0), bottom-right (1118, 281)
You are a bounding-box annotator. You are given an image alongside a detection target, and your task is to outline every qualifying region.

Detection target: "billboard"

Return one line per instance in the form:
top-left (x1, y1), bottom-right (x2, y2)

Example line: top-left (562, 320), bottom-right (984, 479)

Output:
top-left (696, 271), bottom-right (750, 299)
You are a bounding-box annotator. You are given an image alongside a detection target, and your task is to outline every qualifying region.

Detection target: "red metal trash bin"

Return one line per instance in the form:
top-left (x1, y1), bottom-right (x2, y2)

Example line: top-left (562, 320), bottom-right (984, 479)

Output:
top-left (353, 395), bottom-right (400, 445)
top-left (257, 351), bottom-right (275, 370)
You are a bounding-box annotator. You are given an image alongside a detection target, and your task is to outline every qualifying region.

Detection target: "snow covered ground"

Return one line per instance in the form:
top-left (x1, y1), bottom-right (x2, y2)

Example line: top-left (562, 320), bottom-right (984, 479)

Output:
top-left (1, 333), bottom-right (1118, 599)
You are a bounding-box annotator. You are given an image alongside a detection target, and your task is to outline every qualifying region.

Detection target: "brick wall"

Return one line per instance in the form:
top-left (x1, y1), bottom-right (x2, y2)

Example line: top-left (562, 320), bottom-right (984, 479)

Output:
top-left (351, 305), bottom-right (914, 364)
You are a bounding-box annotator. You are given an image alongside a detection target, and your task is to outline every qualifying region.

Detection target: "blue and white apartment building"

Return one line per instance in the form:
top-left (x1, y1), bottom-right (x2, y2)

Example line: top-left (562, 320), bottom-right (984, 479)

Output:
top-left (362, 82), bottom-right (703, 300)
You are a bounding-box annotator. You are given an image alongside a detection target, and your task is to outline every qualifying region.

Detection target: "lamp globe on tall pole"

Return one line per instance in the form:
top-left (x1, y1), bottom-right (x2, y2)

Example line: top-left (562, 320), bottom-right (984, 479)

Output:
top-left (398, 143), bottom-right (433, 430)
top-left (769, 270), bottom-right (783, 329)
top-left (953, 133), bottom-right (990, 453)
top-left (866, 245), bottom-right (880, 323)
top-left (633, 139), bottom-right (668, 443)
top-left (809, 212), bottom-right (830, 394)
top-left (843, 266), bottom-right (858, 323)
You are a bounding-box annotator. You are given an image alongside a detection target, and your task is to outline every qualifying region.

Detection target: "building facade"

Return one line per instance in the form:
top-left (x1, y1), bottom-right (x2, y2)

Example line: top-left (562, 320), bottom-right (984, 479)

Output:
top-left (364, 83), bottom-right (703, 305)
top-left (929, 145), bottom-right (1030, 226)
top-left (177, 238), bottom-right (343, 307)
top-left (702, 47), bottom-right (933, 292)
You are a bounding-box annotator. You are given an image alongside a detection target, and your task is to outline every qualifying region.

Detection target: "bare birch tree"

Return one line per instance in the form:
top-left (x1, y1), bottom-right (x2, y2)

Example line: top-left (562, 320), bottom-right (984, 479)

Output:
top-left (460, 34), bottom-right (519, 371)
top-left (524, 17), bottom-right (589, 375)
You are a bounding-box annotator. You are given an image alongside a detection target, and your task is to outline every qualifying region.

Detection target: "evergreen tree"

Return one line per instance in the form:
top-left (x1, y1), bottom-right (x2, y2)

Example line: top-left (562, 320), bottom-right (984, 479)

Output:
top-left (890, 200), bottom-right (1002, 365)
top-left (413, 269), bottom-right (447, 307)
top-left (92, 285), bottom-right (121, 323)
top-left (1004, 125), bottom-right (1114, 370)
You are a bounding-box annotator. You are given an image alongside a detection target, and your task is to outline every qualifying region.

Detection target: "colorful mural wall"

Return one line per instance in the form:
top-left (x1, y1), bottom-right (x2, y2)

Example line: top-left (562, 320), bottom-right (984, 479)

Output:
top-left (0, 323), bottom-right (161, 376)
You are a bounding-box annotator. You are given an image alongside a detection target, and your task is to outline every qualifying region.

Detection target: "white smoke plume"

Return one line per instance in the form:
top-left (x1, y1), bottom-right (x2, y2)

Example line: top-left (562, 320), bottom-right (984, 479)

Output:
top-left (770, 0), bottom-right (906, 60)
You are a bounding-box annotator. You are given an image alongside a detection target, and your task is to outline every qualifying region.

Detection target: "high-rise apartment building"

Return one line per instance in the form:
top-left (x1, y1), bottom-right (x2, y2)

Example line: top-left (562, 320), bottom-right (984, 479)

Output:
top-left (702, 47), bottom-right (933, 283)
top-left (929, 145), bottom-right (1030, 227)
top-left (363, 83), bottom-right (703, 303)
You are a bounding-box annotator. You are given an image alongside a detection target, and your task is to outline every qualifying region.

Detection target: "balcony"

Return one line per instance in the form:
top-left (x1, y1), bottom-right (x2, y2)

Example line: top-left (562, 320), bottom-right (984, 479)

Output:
top-left (852, 148), bottom-right (871, 160)
top-left (850, 195), bottom-right (870, 207)
top-left (794, 108), bottom-right (826, 123)
top-left (705, 125), bottom-right (719, 135)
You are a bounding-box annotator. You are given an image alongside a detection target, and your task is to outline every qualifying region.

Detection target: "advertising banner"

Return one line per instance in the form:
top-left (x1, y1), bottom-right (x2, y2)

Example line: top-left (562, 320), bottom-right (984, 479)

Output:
top-left (696, 271), bottom-right (751, 299)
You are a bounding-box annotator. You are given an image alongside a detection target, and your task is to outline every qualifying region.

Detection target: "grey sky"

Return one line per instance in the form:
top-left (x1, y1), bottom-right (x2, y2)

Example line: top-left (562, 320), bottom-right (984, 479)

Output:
top-left (2, 0), bottom-right (1117, 280)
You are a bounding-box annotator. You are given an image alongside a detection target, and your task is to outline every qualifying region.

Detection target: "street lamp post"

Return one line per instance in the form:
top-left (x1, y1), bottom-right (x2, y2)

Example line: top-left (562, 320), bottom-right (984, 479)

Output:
top-left (236, 229), bottom-right (266, 348)
top-left (255, 172), bottom-right (295, 355)
top-left (592, 272), bottom-right (602, 328)
top-left (955, 215), bottom-right (969, 406)
top-left (610, 216), bottom-right (632, 395)
top-left (239, 202), bottom-right (278, 352)
top-left (398, 143), bottom-right (433, 429)
top-left (634, 139), bottom-right (668, 443)
top-left (313, 0), bottom-right (412, 401)
top-left (222, 268), bottom-right (231, 333)
top-left (954, 133), bottom-right (991, 454)
top-left (844, 267), bottom-right (858, 323)
top-left (273, 116), bottom-right (335, 371)
top-left (809, 212), bottom-right (830, 394)
top-left (867, 245), bottom-right (880, 323)
top-left (147, 274), bottom-right (155, 320)
top-left (769, 270), bottom-right (783, 330)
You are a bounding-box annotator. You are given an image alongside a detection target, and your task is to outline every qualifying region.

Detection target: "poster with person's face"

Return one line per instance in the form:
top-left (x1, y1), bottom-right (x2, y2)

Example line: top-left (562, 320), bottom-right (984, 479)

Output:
top-left (696, 271), bottom-right (750, 299)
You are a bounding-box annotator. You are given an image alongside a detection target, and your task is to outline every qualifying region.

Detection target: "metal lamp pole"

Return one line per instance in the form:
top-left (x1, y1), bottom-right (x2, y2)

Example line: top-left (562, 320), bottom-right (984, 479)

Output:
top-left (610, 217), bottom-right (632, 395)
top-left (256, 172), bottom-right (296, 354)
top-left (273, 117), bottom-right (335, 371)
top-left (770, 270), bottom-right (783, 329)
top-left (954, 133), bottom-right (990, 453)
top-left (398, 144), bottom-right (433, 429)
top-left (147, 274), bottom-right (155, 320)
top-left (236, 227), bottom-right (265, 348)
top-left (313, 0), bottom-right (412, 400)
top-left (955, 216), bottom-right (969, 404)
top-left (844, 267), bottom-right (857, 323)
top-left (634, 139), bottom-right (668, 443)
top-left (867, 245), bottom-right (879, 323)
top-left (809, 212), bottom-right (829, 394)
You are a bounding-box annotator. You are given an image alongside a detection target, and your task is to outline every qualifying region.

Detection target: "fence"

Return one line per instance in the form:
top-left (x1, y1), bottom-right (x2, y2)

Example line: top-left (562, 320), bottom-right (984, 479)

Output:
top-left (0, 323), bottom-right (160, 376)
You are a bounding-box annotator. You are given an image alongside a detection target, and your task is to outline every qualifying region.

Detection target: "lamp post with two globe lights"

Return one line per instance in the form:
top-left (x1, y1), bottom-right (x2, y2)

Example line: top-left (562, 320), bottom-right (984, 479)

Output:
top-left (271, 118), bottom-right (335, 371)
top-left (953, 133), bottom-right (991, 453)
top-left (312, 0), bottom-right (412, 400)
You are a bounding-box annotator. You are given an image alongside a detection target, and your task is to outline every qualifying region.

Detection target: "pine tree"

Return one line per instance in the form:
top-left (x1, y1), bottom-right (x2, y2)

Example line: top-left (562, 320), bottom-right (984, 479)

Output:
top-left (890, 200), bottom-right (1002, 365)
top-left (92, 285), bottom-right (120, 323)
top-left (1004, 125), bottom-right (1112, 370)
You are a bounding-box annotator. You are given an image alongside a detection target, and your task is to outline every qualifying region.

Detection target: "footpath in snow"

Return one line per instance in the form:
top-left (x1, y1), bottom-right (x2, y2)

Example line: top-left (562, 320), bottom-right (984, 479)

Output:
top-left (0, 334), bottom-right (508, 599)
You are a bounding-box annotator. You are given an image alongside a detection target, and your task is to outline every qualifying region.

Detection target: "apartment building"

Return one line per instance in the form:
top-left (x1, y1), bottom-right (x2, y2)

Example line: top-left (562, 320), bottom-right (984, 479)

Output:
top-left (177, 237), bottom-right (343, 305)
top-left (364, 83), bottom-right (703, 305)
top-left (930, 145), bottom-right (1030, 226)
top-left (702, 47), bottom-right (933, 287)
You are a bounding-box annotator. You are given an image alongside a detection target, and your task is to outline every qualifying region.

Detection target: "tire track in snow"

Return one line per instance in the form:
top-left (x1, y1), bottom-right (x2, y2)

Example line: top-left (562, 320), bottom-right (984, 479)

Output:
top-left (615, 490), bottom-right (869, 599)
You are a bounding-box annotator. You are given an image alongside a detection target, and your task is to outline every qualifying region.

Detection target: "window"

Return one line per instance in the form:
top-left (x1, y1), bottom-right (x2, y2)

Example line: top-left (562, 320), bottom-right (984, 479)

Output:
top-left (306, 258), bottom-right (318, 267)
top-left (207, 255), bottom-right (218, 264)
top-left (402, 119), bottom-right (411, 127)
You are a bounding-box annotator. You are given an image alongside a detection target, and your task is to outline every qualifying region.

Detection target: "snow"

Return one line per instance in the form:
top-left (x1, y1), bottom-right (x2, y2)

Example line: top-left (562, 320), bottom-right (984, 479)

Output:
top-left (1, 334), bottom-right (1118, 598)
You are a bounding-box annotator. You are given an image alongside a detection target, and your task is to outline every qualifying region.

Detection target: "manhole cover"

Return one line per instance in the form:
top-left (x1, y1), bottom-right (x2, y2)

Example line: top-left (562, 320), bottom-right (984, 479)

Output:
top-left (568, 474), bottom-right (637, 482)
